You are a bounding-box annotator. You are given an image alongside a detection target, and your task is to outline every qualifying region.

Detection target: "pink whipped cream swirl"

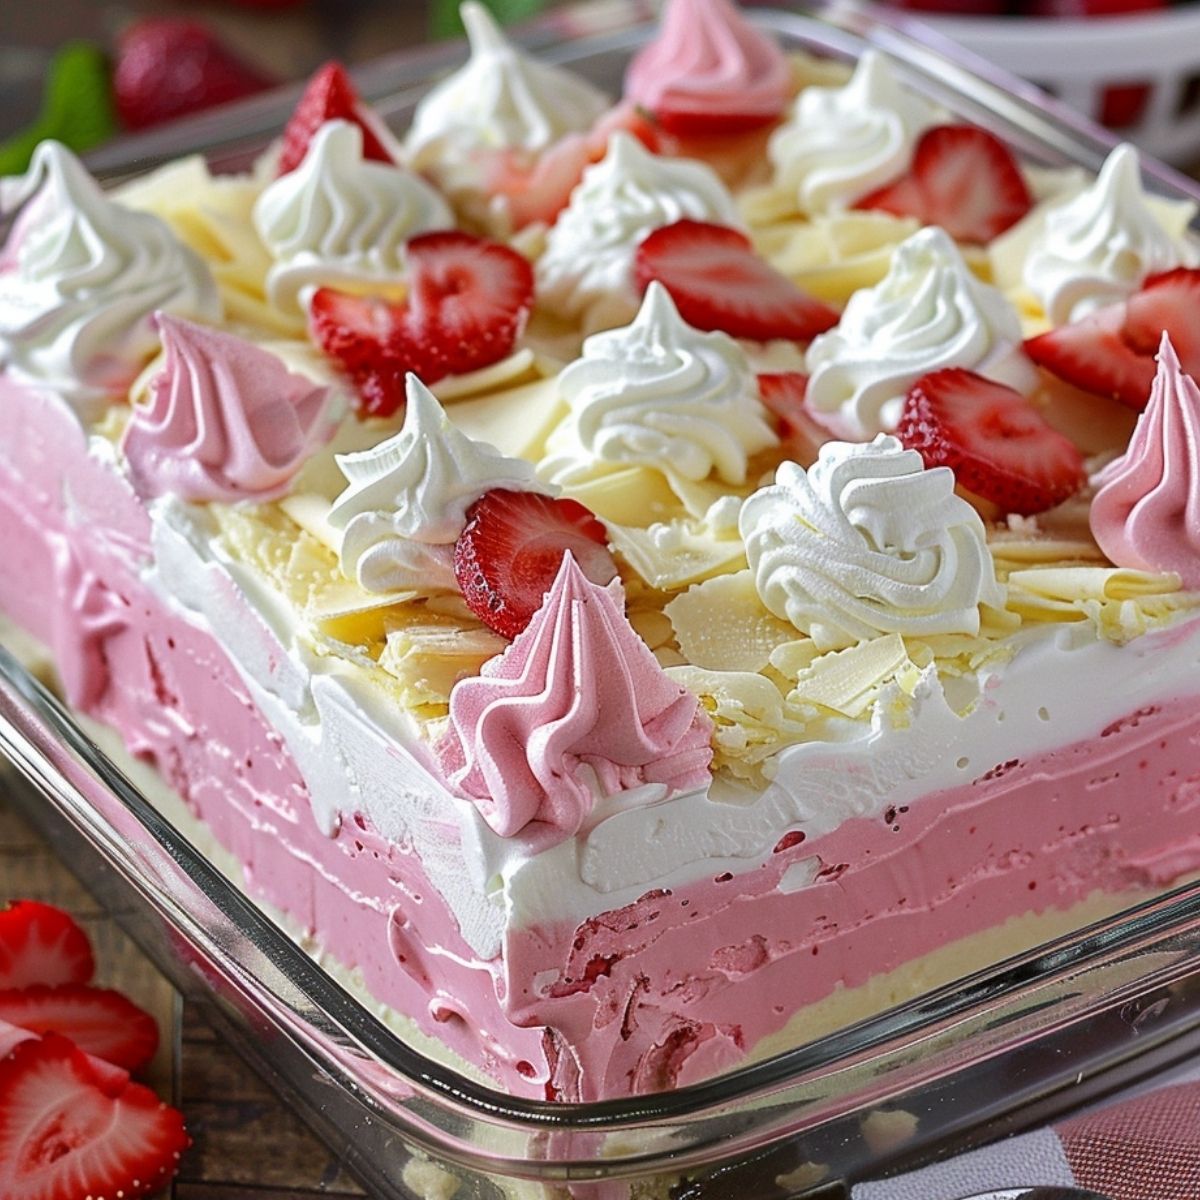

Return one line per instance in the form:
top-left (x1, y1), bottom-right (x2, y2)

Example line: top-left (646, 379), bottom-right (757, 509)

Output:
top-left (437, 554), bottom-right (714, 851)
top-left (623, 0), bottom-right (791, 130)
top-left (122, 314), bottom-right (340, 504)
top-left (1091, 333), bottom-right (1200, 587)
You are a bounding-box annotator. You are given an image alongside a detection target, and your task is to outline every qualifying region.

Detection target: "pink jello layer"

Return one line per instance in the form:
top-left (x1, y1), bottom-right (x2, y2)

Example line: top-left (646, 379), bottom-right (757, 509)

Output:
top-left (4, 373), bottom-right (1200, 1102)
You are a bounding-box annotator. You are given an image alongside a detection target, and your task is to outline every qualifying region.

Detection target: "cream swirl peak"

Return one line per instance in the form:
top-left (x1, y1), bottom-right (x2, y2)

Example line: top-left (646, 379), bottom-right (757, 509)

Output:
top-left (1090, 334), bottom-right (1200, 587)
top-left (436, 553), bottom-right (714, 852)
top-left (329, 374), bottom-right (548, 593)
top-left (624, 0), bottom-right (791, 128)
top-left (767, 50), bottom-right (937, 215)
top-left (740, 435), bottom-right (1005, 650)
top-left (122, 315), bottom-right (342, 505)
top-left (539, 282), bottom-right (777, 487)
top-left (253, 121), bottom-right (454, 315)
top-left (0, 141), bottom-right (220, 419)
top-left (805, 226), bottom-right (1034, 439)
top-left (406, 1), bottom-right (608, 165)
top-left (536, 132), bottom-right (741, 326)
top-left (1023, 144), bottom-right (1190, 325)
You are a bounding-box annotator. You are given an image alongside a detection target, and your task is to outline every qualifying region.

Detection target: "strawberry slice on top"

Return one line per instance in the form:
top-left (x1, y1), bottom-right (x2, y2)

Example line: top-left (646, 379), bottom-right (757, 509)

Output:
top-left (454, 490), bottom-right (618, 639)
top-left (896, 368), bottom-right (1086, 516)
top-left (278, 61), bottom-right (397, 176)
top-left (1025, 268), bottom-right (1200, 410)
top-left (0, 1034), bottom-right (189, 1200)
top-left (309, 231), bottom-right (535, 417)
top-left (634, 220), bottom-right (840, 343)
top-left (0, 901), bottom-right (94, 991)
top-left (856, 124), bottom-right (1033, 244)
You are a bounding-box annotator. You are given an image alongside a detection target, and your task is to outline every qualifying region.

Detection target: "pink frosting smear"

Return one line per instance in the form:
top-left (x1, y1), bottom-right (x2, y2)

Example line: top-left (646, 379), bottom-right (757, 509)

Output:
top-left (121, 314), bottom-right (340, 504)
top-left (623, 0), bottom-right (791, 126)
top-left (1091, 333), bottom-right (1200, 587)
top-left (437, 555), bottom-right (714, 849)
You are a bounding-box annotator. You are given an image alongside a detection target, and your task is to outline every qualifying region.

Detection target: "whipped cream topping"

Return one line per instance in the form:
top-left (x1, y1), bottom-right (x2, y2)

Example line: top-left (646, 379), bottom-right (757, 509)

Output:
top-left (540, 282), bottom-right (776, 486)
top-left (740, 435), bottom-right (1005, 649)
top-left (328, 374), bottom-right (547, 593)
top-left (806, 226), bottom-right (1034, 438)
top-left (0, 142), bottom-right (221, 418)
top-left (1024, 144), bottom-right (1190, 325)
top-left (1091, 334), bottom-right (1200, 587)
top-left (122, 315), bottom-right (342, 504)
top-left (536, 132), bottom-right (741, 324)
top-left (437, 553), bottom-right (714, 851)
top-left (624, 0), bottom-right (791, 126)
top-left (253, 121), bottom-right (454, 314)
top-left (767, 50), bottom-right (937, 215)
top-left (407, 1), bottom-right (608, 166)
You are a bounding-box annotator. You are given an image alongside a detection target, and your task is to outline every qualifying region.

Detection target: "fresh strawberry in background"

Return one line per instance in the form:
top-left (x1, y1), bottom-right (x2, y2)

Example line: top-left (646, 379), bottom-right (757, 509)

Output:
top-left (114, 18), bottom-right (276, 132)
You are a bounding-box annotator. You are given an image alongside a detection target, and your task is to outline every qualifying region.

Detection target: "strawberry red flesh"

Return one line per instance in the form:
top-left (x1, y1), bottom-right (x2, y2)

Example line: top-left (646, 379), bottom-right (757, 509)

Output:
top-left (0, 986), bottom-right (159, 1074)
top-left (0, 1034), bottom-right (188, 1200)
top-left (857, 124), bottom-right (1033, 244)
top-left (757, 372), bottom-right (810, 438)
top-left (635, 220), bottom-right (840, 343)
top-left (896, 368), bottom-right (1086, 516)
top-left (454, 490), bottom-right (618, 639)
top-left (278, 61), bottom-right (395, 176)
top-left (1025, 268), bottom-right (1200, 411)
top-left (0, 902), bottom-right (94, 990)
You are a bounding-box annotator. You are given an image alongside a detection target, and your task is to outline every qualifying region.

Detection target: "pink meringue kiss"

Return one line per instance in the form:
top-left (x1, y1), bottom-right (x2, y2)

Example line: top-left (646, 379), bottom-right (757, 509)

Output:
top-left (437, 554), bottom-right (714, 851)
top-left (122, 314), bottom-right (341, 504)
top-left (624, 0), bottom-right (791, 135)
top-left (1091, 332), bottom-right (1200, 587)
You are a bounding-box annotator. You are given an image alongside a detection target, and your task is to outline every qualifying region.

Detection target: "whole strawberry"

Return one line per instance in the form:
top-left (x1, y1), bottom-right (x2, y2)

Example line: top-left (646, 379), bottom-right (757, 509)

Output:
top-left (114, 19), bottom-right (275, 132)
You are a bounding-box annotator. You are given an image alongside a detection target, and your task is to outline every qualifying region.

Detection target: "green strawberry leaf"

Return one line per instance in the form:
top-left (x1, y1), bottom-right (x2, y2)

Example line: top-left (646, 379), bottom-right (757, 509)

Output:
top-left (0, 43), bottom-right (117, 176)
top-left (430, 0), bottom-right (549, 39)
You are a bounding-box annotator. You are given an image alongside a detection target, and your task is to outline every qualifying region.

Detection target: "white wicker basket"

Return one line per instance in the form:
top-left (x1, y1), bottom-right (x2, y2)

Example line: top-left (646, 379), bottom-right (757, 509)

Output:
top-left (925, 7), bottom-right (1200, 164)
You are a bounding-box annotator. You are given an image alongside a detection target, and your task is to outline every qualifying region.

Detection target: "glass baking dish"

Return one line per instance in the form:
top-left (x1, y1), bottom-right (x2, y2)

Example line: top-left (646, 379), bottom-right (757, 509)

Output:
top-left (5, 5), bottom-right (1200, 1198)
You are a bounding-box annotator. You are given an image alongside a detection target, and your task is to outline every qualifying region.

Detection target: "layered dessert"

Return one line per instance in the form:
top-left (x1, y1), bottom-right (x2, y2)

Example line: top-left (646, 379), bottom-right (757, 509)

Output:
top-left (3, 0), bottom-right (1200, 1111)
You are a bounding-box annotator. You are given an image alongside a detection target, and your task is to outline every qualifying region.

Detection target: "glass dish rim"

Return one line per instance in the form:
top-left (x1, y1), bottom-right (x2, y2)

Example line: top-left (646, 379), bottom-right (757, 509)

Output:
top-left (4, 0), bottom-right (1200, 1152)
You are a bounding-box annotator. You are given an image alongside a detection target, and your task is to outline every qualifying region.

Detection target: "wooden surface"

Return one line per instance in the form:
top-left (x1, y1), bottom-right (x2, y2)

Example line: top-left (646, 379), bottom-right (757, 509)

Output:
top-left (0, 784), bottom-right (365, 1199)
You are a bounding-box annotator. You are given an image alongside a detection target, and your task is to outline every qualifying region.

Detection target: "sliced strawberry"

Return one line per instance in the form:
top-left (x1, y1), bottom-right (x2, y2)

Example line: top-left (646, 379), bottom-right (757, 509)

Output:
top-left (309, 232), bottom-right (534, 416)
top-left (0, 986), bottom-right (158, 1074)
top-left (635, 220), bottom-right (840, 343)
top-left (0, 902), bottom-right (94, 990)
top-left (757, 372), bottom-right (810, 437)
top-left (454, 491), bottom-right (618, 639)
top-left (0, 1034), bottom-right (188, 1200)
top-left (857, 124), bottom-right (1033, 244)
top-left (277, 61), bottom-right (396, 176)
top-left (1025, 268), bottom-right (1200, 411)
top-left (897, 368), bottom-right (1086, 516)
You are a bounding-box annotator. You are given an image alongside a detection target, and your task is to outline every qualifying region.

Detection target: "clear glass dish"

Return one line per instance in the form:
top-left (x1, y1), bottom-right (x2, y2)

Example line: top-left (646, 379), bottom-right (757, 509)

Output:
top-left (5, 5), bottom-right (1200, 1198)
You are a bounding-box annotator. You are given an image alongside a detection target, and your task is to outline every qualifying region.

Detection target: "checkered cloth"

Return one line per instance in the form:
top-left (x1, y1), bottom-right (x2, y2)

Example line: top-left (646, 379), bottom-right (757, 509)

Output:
top-left (854, 1058), bottom-right (1200, 1199)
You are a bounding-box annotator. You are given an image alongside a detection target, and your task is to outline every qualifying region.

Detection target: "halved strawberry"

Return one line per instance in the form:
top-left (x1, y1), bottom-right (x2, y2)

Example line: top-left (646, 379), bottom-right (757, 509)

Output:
top-left (635, 220), bottom-right (840, 342)
top-left (856, 125), bottom-right (1033, 244)
top-left (309, 232), bottom-right (534, 416)
top-left (896, 368), bottom-right (1086, 516)
top-left (0, 986), bottom-right (158, 1074)
top-left (277, 61), bottom-right (396, 176)
top-left (0, 902), bottom-right (94, 990)
top-left (454, 491), bottom-right (618, 639)
top-left (1025, 268), bottom-right (1200, 411)
top-left (757, 372), bottom-right (810, 437)
top-left (0, 1034), bottom-right (188, 1200)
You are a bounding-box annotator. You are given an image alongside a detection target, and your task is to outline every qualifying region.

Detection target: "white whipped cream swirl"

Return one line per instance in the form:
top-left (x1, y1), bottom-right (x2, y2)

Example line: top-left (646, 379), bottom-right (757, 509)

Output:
top-left (329, 375), bottom-right (549, 592)
top-left (767, 50), bottom-right (937, 215)
top-left (407, 1), bottom-right (608, 166)
top-left (740, 436), bottom-right (1005, 650)
top-left (253, 121), bottom-right (454, 315)
top-left (1023, 143), bottom-right (1192, 325)
top-left (806, 226), bottom-right (1034, 439)
top-left (0, 142), bottom-right (221, 419)
top-left (536, 132), bottom-right (741, 328)
top-left (540, 282), bottom-right (777, 487)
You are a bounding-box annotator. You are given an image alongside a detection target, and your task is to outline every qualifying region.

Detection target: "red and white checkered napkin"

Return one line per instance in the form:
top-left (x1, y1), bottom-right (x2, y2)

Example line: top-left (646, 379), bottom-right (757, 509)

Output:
top-left (853, 1058), bottom-right (1200, 1200)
